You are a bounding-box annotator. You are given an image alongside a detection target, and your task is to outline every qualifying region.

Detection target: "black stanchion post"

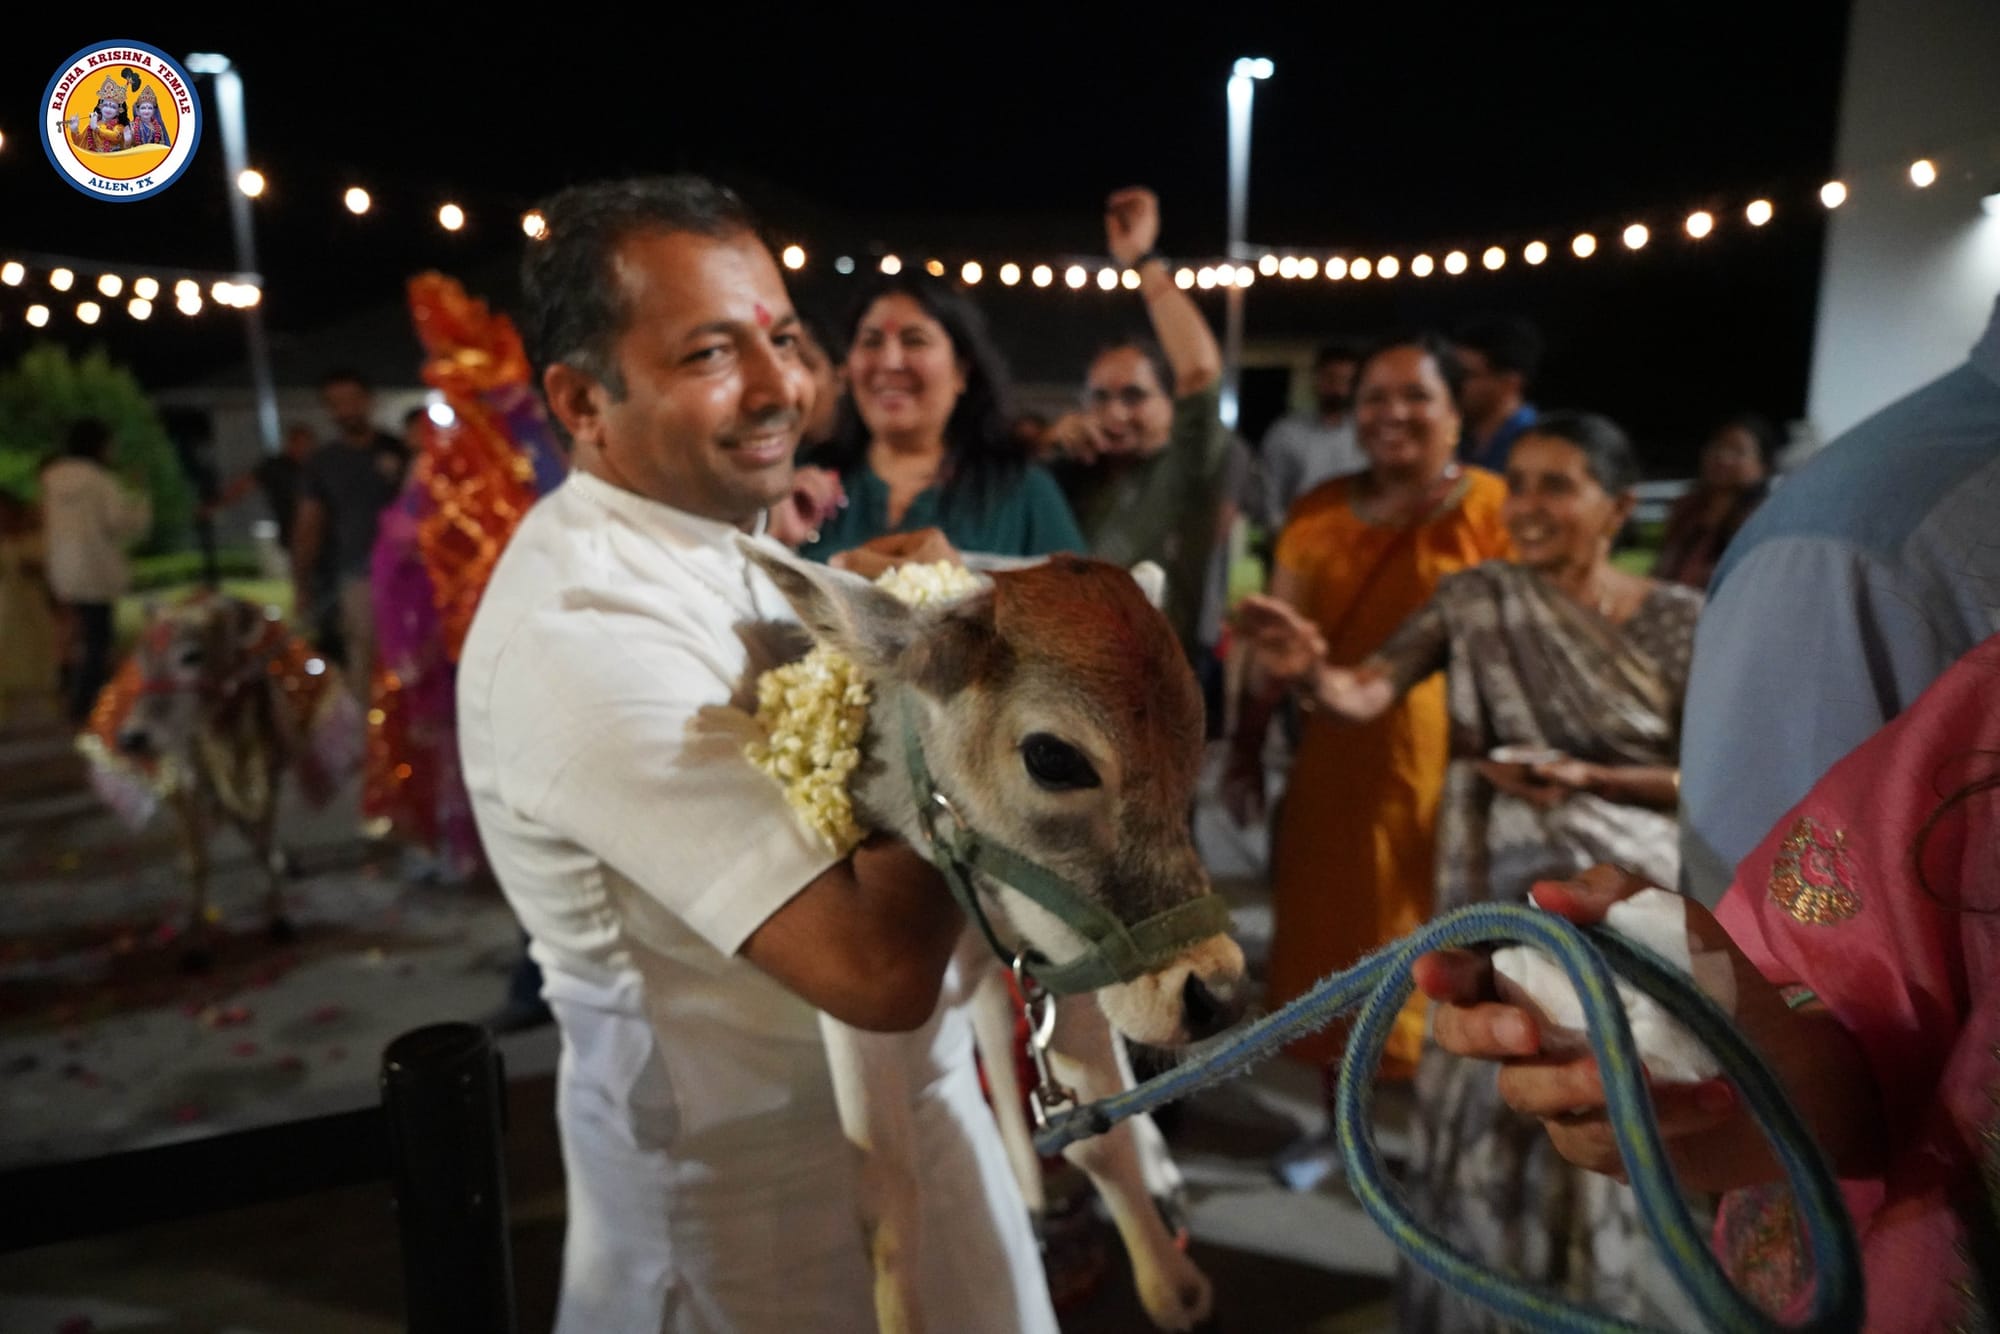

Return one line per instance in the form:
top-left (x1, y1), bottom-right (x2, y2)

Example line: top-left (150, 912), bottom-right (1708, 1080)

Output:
top-left (380, 1022), bottom-right (517, 1334)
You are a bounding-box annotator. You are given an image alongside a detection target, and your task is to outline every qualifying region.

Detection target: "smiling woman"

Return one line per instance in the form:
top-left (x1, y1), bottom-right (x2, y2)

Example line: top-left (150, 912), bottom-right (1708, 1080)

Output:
top-left (797, 273), bottom-right (1084, 563)
top-left (1232, 407), bottom-right (1706, 1329)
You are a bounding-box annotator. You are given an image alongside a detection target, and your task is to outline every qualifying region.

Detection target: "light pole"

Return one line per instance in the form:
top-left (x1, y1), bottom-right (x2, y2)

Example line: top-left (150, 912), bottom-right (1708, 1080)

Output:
top-left (186, 53), bottom-right (279, 460)
top-left (1223, 56), bottom-right (1273, 433)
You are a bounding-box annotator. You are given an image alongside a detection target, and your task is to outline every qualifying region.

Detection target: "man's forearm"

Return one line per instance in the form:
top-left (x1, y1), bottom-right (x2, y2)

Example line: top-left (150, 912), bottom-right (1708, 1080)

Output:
top-left (1136, 260), bottom-right (1221, 395)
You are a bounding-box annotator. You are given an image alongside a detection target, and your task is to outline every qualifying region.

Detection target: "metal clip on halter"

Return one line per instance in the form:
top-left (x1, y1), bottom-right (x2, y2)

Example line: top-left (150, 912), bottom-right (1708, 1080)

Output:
top-left (1015, 952), bottom-right (1077, 1131)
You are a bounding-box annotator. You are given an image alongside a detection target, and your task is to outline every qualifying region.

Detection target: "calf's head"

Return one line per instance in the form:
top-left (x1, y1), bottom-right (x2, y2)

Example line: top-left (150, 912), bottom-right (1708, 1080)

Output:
top-left (746, 542), bottom-right (1247, 1046)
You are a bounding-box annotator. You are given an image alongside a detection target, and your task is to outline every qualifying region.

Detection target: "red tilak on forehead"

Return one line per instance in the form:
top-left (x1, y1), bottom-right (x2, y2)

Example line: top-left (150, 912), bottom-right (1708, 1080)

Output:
top-left (754, 302), bottom-right (773, 329)
top-left (881, 318), bottom-right (903, 336)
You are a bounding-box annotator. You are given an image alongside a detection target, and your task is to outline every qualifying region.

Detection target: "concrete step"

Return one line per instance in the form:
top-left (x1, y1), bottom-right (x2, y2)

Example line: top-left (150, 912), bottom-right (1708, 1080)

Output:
top-left (0, 722), bottom-right (91, 807)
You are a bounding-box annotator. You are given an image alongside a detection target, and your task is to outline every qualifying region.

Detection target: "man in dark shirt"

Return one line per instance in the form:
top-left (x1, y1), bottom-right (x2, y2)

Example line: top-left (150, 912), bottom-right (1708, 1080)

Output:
top-left (292, 369), bottom-right (410, 702)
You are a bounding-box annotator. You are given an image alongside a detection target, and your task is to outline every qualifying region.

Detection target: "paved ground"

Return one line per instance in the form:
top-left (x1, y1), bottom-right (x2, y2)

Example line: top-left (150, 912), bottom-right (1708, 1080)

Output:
top-left (0, 717), bottom-right (1409, 1333)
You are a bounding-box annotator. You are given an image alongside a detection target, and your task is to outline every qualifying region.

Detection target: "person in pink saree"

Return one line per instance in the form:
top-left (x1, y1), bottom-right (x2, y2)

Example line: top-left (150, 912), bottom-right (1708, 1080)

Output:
top-left (1417, 628), bottom-right (2000, 1330)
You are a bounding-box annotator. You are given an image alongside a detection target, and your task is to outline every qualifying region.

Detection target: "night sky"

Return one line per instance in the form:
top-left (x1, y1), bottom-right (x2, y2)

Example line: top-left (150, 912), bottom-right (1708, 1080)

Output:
top-left (2, 7), bottom-right (1854, 471)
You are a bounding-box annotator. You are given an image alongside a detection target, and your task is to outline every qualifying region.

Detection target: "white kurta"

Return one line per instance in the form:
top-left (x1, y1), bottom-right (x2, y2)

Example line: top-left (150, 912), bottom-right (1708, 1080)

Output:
top-left (458, 470), bottom-right (1050, 1334)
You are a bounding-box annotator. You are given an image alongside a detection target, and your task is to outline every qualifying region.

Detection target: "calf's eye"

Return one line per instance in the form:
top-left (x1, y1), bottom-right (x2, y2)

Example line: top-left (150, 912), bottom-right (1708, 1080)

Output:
top-left (1020, 733), bottom-right (1100, 791)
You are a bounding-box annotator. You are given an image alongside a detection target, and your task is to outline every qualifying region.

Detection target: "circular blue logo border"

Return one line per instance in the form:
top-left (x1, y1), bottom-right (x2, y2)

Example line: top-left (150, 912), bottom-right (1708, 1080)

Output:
top-left (41, 39), bottom-right (204, 202)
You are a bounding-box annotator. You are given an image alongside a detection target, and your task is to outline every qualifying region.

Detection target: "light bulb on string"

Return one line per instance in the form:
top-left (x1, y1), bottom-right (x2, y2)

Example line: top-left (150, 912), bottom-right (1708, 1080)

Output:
top-left (1411, 254), bottom-right (1434, 278)
top-left (1031, 264), bottom-right (1053, 288)
top-left (128, 297), bottom-right (152, 320)
top-left (1196, 267), bottom-right (1217, 290)
top-left (133, 276), bottom-right (158, 299)
top-left (1277, 256), bottom-right (1299, 279)
top-left (1325, 257), bottom-right (1348, 281)
top-left (26, 305), bottom-right (48, 328)
top-left (1377, 255), bottom-right (1400, 279)
top-left (1746, 199), bottom-right (1774, 226)
top-left (1909, 159), bottom-right (1936, 188)
top-left (925, 259), bottom-right (945, 277)
top-left (781, 244), bottom-right (806, 270)
top-left (1819, 181), bottom-right (1847, 209)
top-left (76, 301), bottom-right (101, 324)
top-left (1572, 233), bottom-right (1597, 258)
top-left (835, 256), bottom-right (856, 274)
top-left (0, 262), bottom-right (22, 287)
top-left (1685, 210), bottom-right (1714, 239)
top-left (1234, 265), bottom-right (1254, 286)
top-left (1121, 268), bottom-right (1140, 290)
top-left (1443, 250), bottom-right (1469, 275)
top-left (97, 273), bottom-right (122, 297)
top-left (1257, 254), bottom-right (1278, 276)
top-left (1481, 246), bottom-right (1505, 271)
top-left (50, 268), bottom-right (73, 292)
top-left (1174, 268), bottom-right (1195, 289)
top-left (1523, 241), bottom-right (1548, 265)
top-left (1298, 257), bottom-right (1318, 279)
top-left (1623, 223), bottom-right (1650, 250)
top-left (1350, 257), bottom-right (1371, 281)
top-left (236, 169), bottom-right (265, 198)
top-left (1066, 265), bottom-right (1087, 289)
top-left (960, 260), bottom-right (982, 284)
top-left (438, 203), bottom-right (466, 231)
top-left (999, 262), bottom-right (1021, 286)
top-left (880, 254), bottom-right (902, 274)
top-left (345, 186), bottom-right (371, 215)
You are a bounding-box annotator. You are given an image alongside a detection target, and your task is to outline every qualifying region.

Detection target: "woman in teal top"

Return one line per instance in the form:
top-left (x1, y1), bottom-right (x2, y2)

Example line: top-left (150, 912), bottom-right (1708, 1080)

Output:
top-left (798, 273), bottom-right (1084, 562)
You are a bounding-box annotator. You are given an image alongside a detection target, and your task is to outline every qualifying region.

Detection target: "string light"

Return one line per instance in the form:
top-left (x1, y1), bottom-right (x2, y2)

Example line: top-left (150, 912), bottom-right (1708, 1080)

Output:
top-left (521, 210), bottom-right (547, 240)
top-left (345, 187), bottom-right (371, 215)
top-left (76, 301), bottom-right (101, 324)
top-left (236, 169), bottom-right (265, 198)
top-left (133, 276), bottom-right (158, 299)
top-left (50, 268), bottom-right (74, 292)
top-left (1746, 198), bottom-right (1774, 226)
top-left (1481, 246), bottom-right (1506, 271)
top-left (1196, 266), bottom-right (1217, 290)
top-left (1909, 158), bottom-right (1936, 188)
top-left (1257, 254), bottom-right (1279, 276)
top-left (1411, 254), bottom-right (1435, 278)
top-left (1377, 255), bottom-right (1400, 279)
top-left (1277, 256), bottom-right (1299, 278)
top-left (1350, 257), bottom-right (1372, 281)
top-left (177, 290), bottom-right (202, 315)
top-left (781, 244), bottom-right (806, 270)
top-left (174, 279), bottom-right (198, 299)
top-left (0, 262), bottom-right (21, 286)
top-left (128, 297), bottom-right (152, 320)
top-left (1623, 223), bottom-right (1650, 250)
top-left (1234, 265), bottom-right (1254, 286)
top-left (1298, 257), bottom-right (1318, 279)
top-left (1065, 265), bottom-right (1087, 289)
top-left (438, 203), bottom-right (465, 231)
top-left (96, 273), bottom-right (122, 297)
top-left (1523, 241), bottom-right (1548, 265)
top-left (1031, 264), bottom-right (1053, 288)
top-left (835, 256), bottom-right (855, 274)
top-left (1444, 250), bottom-right (1469, 275)
top-left (212, 281), bottom-right (237, 305)
top-left (235, 285), bottom-right (262, 308)
top-left (1819, 180), bottom-right (1847, 209)
top-left (1096, 266), bottom-right (1117, 291)
top-left (1685, 210), bottom-right (1715, 239)
top-left (1572, 232), bottom-right (1598, 258)
top-left (925, 259), bottom-right (945, 277)
top-left (1175, 267), bottom-right (1195, 289)
top-left (1325, 257), bottom-right (1348, 281)
top-left (1121, 268), bottom-right (1141, 290)
top-left (960, 260), bottom-right (982, 284)
top-left (27, 305), bottom-right (48, 327)
top-left (880, 254), bottom-right (902, 274)
top-left (999, 262), bottom-right (1020, 286)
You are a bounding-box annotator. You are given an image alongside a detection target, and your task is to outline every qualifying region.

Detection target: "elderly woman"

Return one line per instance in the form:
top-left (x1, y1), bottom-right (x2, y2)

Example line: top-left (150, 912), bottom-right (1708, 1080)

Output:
top-left (799, 273), bottom-right (1082, 563)
top-left (1224, 332), bottom-right (1512, 1092)
top-left (1236, 410), bottom-right (1704, 1329)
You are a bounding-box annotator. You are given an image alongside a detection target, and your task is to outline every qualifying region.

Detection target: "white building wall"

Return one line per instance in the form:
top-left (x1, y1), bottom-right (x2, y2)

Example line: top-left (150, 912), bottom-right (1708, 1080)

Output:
top-left (1806, 0), bottom-right (2000, 443)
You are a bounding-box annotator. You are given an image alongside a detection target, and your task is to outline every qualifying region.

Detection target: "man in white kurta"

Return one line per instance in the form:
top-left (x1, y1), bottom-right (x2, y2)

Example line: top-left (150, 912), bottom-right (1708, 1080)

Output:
top-left (457, 175), bottom-right (1054, 1334)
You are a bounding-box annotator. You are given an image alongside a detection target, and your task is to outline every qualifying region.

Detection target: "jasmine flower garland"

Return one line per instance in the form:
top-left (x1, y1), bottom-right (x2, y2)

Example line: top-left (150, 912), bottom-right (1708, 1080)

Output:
top-left (748, 561), bottom-right (985, 853)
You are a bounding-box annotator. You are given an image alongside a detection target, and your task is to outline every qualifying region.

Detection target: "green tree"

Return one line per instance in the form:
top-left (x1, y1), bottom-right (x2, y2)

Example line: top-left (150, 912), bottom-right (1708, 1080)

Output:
top-left (0, 343), bottom-right (194, 553)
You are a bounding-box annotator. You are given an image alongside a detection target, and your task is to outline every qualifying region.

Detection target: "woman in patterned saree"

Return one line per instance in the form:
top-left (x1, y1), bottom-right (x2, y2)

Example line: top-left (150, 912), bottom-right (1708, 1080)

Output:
top-left (1235, 410), bottom-right (1703, 1329)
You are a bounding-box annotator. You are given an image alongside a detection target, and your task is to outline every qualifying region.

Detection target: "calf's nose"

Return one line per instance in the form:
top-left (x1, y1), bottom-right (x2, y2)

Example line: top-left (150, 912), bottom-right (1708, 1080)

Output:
top-left (117, 728), bottom-right (153, 757)
top-left (1181, 971), bottom-right (1246, 1041)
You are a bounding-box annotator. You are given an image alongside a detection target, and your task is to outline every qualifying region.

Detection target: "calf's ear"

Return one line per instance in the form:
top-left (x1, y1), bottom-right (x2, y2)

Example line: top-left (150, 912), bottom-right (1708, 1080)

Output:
top-left (737, 537), bottom-right (918, 676)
